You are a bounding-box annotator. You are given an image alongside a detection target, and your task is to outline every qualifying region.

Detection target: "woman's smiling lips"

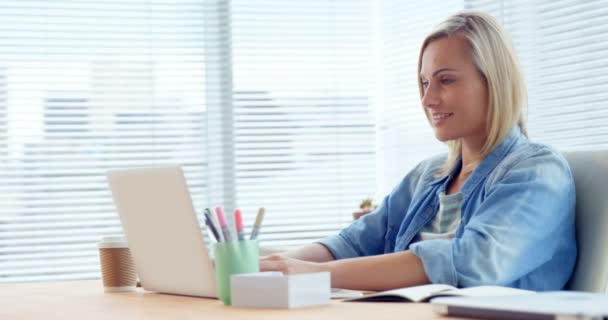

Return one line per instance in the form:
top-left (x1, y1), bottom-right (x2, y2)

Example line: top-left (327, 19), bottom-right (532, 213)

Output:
top-left (431, 112), bottom-right (454, 125)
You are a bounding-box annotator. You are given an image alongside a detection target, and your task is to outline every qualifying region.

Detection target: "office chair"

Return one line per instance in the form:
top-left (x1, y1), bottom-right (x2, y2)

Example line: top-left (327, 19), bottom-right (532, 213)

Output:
top-left (564, 150), bottom-right (608, 293)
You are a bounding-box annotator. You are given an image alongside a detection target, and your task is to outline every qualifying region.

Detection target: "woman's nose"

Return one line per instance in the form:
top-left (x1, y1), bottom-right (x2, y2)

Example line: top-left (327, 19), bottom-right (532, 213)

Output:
top-left (421, 85), bottom-right (440, 108)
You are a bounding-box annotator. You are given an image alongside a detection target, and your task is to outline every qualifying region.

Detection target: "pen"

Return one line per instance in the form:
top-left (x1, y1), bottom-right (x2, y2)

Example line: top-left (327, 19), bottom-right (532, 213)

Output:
top-left (209, 207), bottom-right (224, 242)
top-left (215, 206), bottom-right (232, 242)
top-left (234, 208), bottom-right (245, 241)
top-left (249, 207), bottom-right (265, 240)
top-left (203, 208), bottom-right (221, 242)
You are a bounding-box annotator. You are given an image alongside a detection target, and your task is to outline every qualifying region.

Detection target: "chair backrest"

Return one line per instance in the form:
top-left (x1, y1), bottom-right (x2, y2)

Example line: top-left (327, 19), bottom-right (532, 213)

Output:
top-left (564, 151), bottom-right (608, 292)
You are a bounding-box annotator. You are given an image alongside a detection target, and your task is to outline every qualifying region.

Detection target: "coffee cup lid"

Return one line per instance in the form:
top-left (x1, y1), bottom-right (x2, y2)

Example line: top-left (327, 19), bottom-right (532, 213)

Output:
top-left (98, 236), bottom-right (128, 249)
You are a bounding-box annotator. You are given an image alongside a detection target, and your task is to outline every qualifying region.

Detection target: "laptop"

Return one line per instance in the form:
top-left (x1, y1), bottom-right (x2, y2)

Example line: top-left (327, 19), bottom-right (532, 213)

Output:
top-left (107, 166), bottom-right (217, 298)
top-left (432, 291), bottom-right (608, 320)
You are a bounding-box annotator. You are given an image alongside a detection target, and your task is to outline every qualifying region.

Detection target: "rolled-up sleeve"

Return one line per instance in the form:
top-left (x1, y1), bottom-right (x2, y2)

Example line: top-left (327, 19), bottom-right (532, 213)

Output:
top-left (409, 239), bottom-right (457, 285)
top-left (320, 161), bottom-right (429, 260)
top-left (318, 194), bottom-right (390, 260)
top-left (410, 150), bottom-right (576, 289)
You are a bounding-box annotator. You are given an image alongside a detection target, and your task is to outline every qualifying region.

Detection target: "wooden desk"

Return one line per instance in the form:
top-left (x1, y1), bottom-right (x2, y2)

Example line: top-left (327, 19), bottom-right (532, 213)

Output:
top-left (0, 280), bottom-right (467, 320)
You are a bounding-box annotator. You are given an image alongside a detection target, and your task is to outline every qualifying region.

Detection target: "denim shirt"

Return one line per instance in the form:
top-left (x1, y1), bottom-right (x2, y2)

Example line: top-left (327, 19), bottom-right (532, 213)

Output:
top-left (319, 126), bottom-right (577, 290)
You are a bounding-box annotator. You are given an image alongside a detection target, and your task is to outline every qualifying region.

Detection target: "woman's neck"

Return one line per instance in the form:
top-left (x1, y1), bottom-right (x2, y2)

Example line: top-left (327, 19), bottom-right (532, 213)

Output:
top-left (460, 136), bottom-right (485, 175)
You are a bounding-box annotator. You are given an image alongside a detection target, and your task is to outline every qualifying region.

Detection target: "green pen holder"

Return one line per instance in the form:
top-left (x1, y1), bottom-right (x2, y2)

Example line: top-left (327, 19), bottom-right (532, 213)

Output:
top-left (213, 239), bottom-right (259, 305)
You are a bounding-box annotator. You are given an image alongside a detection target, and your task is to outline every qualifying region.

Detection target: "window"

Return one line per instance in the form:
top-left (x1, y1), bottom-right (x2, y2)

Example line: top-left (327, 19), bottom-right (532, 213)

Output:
top-left (467, 0), bottom-right (608, 150)
top-left (230, 0), bottom-right (376, 247)
top-left (0, 0), bottom-right (378, 282)
top-left (0, 0), bottom-right (210, 282)
top-left (3, 0), bottom-right (606, 283)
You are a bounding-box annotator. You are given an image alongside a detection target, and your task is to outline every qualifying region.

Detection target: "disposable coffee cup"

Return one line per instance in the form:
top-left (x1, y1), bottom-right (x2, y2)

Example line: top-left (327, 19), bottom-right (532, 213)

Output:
top-left (98, 236), bottom-right (138, 292)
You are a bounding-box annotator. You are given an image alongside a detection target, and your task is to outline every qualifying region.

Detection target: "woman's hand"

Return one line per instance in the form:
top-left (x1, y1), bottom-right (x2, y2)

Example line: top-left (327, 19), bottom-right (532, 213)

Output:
top-left (259, 255), bottom-right (329, 275)
top-left (352, 208), bottom-right (373, 220)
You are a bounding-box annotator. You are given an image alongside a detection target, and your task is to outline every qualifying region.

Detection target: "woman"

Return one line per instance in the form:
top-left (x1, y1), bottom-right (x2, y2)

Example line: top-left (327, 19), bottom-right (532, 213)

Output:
top-left (260, 11), bottom-right (577, 291)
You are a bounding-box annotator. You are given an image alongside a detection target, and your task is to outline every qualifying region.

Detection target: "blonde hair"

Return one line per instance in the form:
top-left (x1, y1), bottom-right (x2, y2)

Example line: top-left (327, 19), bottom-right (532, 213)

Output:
top-left (417, 11), bottom-right (528, 177)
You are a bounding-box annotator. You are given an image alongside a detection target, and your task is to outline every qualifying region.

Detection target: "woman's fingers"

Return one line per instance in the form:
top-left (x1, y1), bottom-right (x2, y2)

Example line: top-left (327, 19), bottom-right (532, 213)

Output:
top-left (259, 254), bottom-right (283, 261)
top-left (259, 257), bottom-right (288, 273)
top-left (352, 208), bottom-right (372, 220)
top-left (259, 255), bottom-right (325, 275)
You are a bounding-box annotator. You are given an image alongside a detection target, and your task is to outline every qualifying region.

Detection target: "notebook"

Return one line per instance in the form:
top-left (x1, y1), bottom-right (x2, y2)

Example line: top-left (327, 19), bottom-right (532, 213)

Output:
top-left (343, 284), bottom-right (534, 303)
top-left (431, 291), bottom-right (608, 320)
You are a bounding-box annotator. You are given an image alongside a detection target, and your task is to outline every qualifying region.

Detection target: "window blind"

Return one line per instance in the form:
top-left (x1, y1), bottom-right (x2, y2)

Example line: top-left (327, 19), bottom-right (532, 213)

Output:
top-left (466, 0), bottom-right (608, 151)
top-left (7, 0), bottom-right (602, 284)
top-left (0, 0), bottom-right (212, 282)
top-left (0, 0), bottom-right (379, 282)
top-left (230, 0), bottom-right (377, 247)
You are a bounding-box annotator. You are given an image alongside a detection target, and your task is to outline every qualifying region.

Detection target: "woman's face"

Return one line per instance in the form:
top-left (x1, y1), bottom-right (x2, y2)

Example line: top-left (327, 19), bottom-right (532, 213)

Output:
top-left (420, 35), bottom-right (489, 146)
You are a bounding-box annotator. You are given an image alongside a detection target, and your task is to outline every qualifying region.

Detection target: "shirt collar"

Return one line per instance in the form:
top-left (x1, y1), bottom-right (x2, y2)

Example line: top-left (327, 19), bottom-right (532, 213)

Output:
top-left (429, 125), bottom-right (525, 189)
top-left (460, 125), bottom-right (525, 194)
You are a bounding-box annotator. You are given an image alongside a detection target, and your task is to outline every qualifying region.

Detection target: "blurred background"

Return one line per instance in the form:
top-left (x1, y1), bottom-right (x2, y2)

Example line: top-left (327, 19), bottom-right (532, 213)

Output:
top-left (1, 0), bottom-right (607, 282)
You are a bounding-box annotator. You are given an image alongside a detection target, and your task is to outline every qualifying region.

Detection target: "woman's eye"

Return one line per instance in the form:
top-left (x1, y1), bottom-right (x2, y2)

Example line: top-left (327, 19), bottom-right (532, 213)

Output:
top-left (421, 80), bottom-right (429, 88)
top-left (440, 78), bottom-right (454, 85)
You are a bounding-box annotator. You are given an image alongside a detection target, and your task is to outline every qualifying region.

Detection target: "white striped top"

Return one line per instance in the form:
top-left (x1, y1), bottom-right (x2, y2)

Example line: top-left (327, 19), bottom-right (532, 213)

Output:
top-left (418, 191), bottom-right (463, 241)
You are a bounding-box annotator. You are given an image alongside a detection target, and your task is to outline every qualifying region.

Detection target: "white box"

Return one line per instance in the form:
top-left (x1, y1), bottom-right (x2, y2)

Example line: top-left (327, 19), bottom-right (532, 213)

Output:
top-left (230, 272), bottom-right (331, 308)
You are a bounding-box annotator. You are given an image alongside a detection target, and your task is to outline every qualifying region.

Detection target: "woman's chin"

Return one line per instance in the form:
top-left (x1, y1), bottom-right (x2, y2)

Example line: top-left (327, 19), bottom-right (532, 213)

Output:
top-left (434, 131), bottom-right (456, 142)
